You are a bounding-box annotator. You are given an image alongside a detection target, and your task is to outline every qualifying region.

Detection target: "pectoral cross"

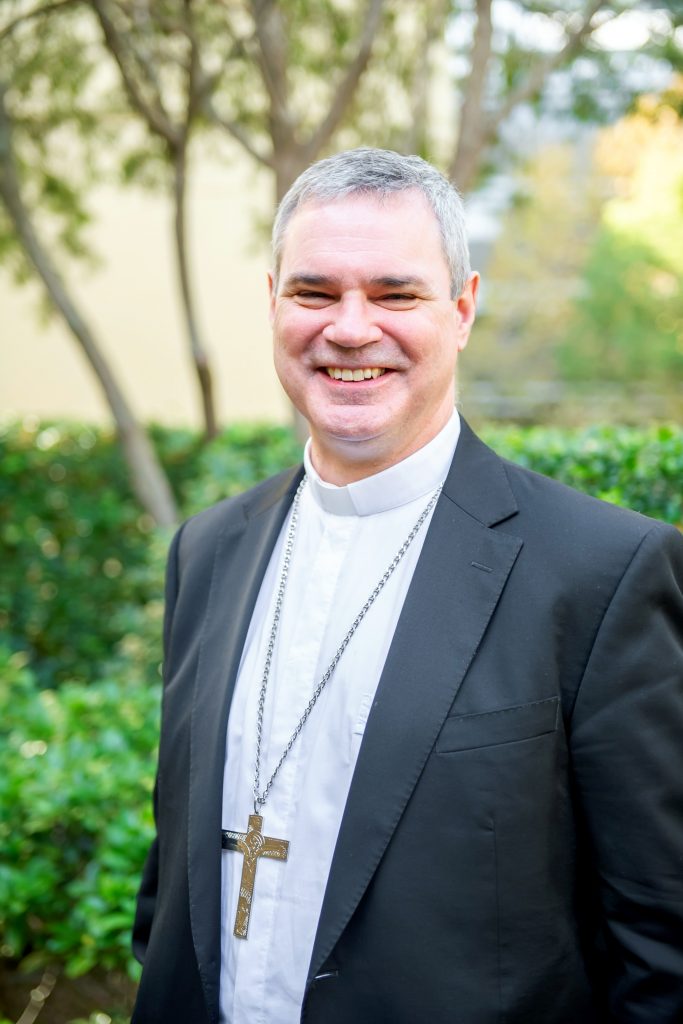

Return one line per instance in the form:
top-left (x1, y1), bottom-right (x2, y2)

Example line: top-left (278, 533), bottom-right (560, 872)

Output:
top-left (221, 813), bottom-right (289, 939)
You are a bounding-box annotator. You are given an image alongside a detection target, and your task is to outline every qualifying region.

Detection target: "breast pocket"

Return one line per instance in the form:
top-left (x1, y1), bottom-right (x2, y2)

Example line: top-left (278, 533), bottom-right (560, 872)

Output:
top-left (436, 695), bottom-right (560, 754)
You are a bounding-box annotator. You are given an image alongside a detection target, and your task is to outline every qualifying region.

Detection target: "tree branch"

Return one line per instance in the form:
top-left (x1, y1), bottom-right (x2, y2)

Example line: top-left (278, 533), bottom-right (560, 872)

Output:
top-left (449, 0), bottom-right (493, 187)
top-left (302, 0), bottom-right (385, 162)
top-left (201, 96), bottom-right (274, 167)
top-left (404, 3), bottom-right (445, 155)
top-left (449, 0), bottom-right (607, 190)
top-left (126, 0), bottom-right (166, 105)
top-left (183, 0), bottom-right (200, 130)
top-left (248, 0), bottom-right (294, 135)
top-left (493, 0), bottom-right (607, 127)
top-left (91, 0), bottom-right (181, 147)
top-left (172, 0), bottom-right (218, 439)
top-left (172, 138), bottom-right (218, 439)
top-left (0, 0), bottom-right (80, 44)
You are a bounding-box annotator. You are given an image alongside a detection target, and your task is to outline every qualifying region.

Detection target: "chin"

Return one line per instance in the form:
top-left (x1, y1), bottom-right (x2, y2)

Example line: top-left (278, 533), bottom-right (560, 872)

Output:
top-left (316, 414), bottom-right (389, 446)
top-left (314, 426), bottom-right (400, 468)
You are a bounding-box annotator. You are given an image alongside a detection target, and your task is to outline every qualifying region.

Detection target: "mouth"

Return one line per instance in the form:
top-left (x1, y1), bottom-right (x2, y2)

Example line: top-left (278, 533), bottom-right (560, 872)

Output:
top-left (323, 367), bottom-right (388, 381)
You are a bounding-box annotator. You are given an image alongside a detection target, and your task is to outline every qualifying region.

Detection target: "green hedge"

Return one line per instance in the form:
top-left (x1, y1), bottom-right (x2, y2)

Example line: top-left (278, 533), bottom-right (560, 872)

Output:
top-left (0, 419), bottom-right (681, 1018)
top-left (0, 647), bottom-right (157, 979)
top-left (0, 420), bottom-right (300, 688)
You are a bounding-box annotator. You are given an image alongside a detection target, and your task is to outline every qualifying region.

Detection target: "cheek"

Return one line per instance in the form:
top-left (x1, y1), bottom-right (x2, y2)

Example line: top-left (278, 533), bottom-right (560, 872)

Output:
top-left (273, 309), bottom-right (325, 353)
top-left (402, 327), bottom-right (454, 367)
top-left (272, 314), bottom-right (294, 356)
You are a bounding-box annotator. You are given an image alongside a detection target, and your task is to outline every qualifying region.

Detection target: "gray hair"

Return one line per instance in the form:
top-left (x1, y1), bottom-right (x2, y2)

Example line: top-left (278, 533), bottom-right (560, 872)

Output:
top-left (271, 147), bottom-right (471, 299)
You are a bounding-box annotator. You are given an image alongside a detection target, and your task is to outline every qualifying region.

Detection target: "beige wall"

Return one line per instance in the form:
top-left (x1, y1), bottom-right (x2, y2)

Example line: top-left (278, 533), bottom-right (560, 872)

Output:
top-left (1, 153), bottom-right (291, 428)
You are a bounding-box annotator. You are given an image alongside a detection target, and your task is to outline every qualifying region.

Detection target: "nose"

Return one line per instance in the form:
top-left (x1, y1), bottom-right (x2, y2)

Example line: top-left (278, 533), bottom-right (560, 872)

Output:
top-left (322, 295), bottom-right (382, 347)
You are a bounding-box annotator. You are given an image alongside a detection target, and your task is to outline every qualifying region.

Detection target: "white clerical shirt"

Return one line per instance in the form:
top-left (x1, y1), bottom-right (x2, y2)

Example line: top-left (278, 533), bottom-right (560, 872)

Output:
top-left (219, 411), bottom-right (461, 1024)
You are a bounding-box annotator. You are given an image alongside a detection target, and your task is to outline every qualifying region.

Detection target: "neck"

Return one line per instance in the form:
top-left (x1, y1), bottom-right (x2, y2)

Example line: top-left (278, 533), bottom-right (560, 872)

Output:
top-left (309, 413), bottom-right (454, 486)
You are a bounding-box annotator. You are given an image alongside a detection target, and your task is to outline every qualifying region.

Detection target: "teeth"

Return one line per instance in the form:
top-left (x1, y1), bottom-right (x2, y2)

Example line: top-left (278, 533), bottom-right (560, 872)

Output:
top-left (325, 367), bottom-right (386, 380)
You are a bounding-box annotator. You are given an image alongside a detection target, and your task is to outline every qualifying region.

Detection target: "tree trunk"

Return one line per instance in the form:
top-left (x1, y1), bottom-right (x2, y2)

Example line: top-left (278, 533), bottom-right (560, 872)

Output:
top-left (0, 86), bottom-right (178, 527)
top-left (449, 0), bottom-right (493, 192)
top-left (173, 139), bottom-right (218, 440)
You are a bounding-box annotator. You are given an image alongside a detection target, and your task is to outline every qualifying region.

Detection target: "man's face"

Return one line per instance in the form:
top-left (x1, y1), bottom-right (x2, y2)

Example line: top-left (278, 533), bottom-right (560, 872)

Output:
top-left (270, 190), bottom-right (478, 484)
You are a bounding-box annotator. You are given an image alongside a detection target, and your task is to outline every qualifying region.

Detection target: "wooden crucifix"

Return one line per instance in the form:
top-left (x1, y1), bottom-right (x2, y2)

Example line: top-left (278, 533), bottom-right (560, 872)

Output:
top-left (221, 814), bottom-right (290, 939)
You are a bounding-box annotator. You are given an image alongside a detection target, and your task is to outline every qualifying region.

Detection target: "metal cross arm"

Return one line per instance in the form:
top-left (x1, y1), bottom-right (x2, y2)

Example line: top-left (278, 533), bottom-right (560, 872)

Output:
top-left (221, 814), bottom-right (289, 939)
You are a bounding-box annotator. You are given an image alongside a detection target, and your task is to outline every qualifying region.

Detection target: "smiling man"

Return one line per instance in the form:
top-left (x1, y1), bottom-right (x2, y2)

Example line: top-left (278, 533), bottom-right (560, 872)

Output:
top-left (132, 148), bottom-right (683, 1024)
top-left (270, 188), bottom-right (476, 482)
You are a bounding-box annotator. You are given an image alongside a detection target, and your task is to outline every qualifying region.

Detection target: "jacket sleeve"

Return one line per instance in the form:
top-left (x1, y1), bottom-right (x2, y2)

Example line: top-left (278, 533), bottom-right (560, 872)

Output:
top-left (132, 524), bottom-right (183, 965)
top-left (569, 522), bottom-right (683, 1022)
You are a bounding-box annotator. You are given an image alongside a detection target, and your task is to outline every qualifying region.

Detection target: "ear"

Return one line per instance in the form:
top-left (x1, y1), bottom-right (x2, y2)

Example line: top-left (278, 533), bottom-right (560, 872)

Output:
top-left (267, 271), bottom-right (276, 325)
top-left (454, 273), bottom-right (479, 352)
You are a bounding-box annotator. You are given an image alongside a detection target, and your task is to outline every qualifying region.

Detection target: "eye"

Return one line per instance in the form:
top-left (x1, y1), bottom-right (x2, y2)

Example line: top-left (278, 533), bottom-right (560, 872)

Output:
top-left (376, 293), bottom-right (418, 309)
top-left (295, 290), bottom-right (336, 308)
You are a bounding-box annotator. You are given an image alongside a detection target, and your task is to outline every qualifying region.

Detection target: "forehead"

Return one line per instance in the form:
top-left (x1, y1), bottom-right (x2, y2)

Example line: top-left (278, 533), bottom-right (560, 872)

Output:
top-left (279, 191), bottom-right (449, 285)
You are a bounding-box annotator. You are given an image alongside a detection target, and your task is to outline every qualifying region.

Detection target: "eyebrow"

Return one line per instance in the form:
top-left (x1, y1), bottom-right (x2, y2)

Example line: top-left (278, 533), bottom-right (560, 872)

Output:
top-left (282, 274), bottom-right (334, 290)
top-left (368, 276), bottom-right (429, 290)
top-left (282, 273), bottom-right (430, 291)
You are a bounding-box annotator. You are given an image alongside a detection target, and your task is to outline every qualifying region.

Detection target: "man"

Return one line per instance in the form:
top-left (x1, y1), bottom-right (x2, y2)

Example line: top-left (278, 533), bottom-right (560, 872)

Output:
top-left (131, 147), bottom-right (683, 1023)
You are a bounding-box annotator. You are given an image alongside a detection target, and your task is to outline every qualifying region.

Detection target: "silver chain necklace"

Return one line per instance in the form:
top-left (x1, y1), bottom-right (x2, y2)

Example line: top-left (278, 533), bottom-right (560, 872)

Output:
top-left (221, 474), bottom-right (443, 940)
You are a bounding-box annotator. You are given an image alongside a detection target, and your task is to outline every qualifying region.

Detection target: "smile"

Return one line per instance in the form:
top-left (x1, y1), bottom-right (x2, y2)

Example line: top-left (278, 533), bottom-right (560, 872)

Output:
top-left (325, 367), bottom-right (387, 381)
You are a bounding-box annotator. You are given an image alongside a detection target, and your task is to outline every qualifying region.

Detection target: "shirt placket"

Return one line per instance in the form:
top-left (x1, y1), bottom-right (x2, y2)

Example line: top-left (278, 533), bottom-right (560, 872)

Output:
top-left (238, 513), bottom-right (353, 1024)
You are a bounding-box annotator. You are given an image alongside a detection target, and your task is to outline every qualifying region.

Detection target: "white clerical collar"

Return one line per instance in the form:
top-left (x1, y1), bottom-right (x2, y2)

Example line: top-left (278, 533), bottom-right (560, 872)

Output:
top-left (303, 410), bottom-right (460, 517)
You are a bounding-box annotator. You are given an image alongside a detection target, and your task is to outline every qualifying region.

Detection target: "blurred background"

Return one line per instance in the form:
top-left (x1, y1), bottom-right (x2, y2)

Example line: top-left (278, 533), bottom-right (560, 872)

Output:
top-left (1, 1), bottom-right (681, 1021)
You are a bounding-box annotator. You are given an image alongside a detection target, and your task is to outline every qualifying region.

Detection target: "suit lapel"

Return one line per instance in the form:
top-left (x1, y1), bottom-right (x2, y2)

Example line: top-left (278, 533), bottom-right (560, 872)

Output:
top-left (308, 422), bottom-right (523, 984)
top-left (187, 467), bottom-right (303, 1022)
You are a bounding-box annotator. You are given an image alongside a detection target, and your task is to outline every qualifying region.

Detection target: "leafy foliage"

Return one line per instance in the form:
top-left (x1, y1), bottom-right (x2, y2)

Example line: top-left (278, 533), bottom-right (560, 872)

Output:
top-left (558, 229), bottom-right (683, 384)
top-left (558, 87), bottom-right (683, 390)
top-left (461, 141), bottom-right (605, 415)
top-left (0, 1), bottom-right (112, 280)
top-left (0, 420), bottom-right (164, 688)
top-left (462, 83), bottom-right (683, 422)
top-left (0, 646), bottom-right (158, 979)
top-left (0, 420), bottom-right (301, 688)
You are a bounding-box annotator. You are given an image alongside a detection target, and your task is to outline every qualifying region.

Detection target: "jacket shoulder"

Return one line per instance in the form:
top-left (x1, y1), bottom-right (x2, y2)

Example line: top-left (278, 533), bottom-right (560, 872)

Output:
top-left (497, 454), bottom-right (682, 579)
top-left (175, 464), bottom-right (302, 564)
top-left (502, 454), bottom-right (665, 534)
top-left (454, 420), bottom-right (673, 552)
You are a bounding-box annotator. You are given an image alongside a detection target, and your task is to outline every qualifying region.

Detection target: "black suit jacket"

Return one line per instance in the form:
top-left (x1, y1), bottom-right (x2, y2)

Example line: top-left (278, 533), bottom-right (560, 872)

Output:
top-left (132, 421), bottom-right (683, 1023)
